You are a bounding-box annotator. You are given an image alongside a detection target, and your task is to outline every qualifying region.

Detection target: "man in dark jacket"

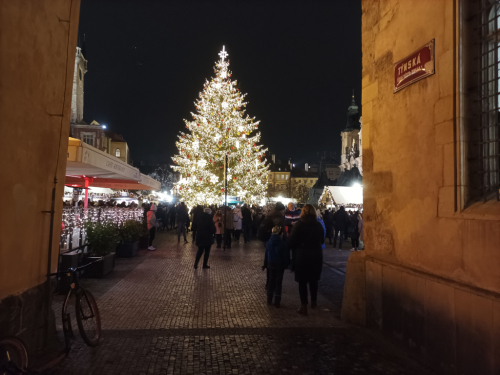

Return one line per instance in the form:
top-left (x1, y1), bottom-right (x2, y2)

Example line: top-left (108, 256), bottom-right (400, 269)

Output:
top-left (264, 225), bottom-right (290, 307)
top-left (241, 204), bottom-right (252, 243)
top-left (176, 202), bottom-right (189, 243)
top-left (168, 204), bottom-right (177, 230)
top-left (333, 206), bottom-right (350, 250)
top-left (322, 210), bottom-right (334, 245)
top-left (284, 202), bottom-right (301, 235)
top-left (191, 205), bottom-right (203, 241)
top-left (194, 208), bottom-right (216, 269)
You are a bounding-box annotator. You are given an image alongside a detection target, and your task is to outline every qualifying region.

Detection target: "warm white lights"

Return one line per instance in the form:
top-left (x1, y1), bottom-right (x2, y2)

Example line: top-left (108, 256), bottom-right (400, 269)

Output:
top-left (171, 46), bottom-right (269, 206)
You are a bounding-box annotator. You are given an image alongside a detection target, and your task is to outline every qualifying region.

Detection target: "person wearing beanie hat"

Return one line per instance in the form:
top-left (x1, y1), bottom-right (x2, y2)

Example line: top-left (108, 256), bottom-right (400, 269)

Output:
top-left (275, 202), bottom-right (286, 211)
top-left (146, 203), bottom-right (158, 251)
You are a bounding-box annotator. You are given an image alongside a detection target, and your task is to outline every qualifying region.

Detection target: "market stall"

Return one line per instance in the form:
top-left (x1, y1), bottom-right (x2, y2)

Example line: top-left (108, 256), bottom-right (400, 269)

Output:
top-left (65, 138), bottom-right (160, 207)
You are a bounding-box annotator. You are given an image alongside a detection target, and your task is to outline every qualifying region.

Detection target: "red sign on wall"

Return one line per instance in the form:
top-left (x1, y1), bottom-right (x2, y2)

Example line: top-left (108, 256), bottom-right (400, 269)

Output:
top-left (394, 39), bottom-right (435, 93)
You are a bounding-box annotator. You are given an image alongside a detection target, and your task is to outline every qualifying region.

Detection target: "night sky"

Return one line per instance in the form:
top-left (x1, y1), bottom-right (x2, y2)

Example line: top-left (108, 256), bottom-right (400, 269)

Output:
top-left (78, 0), bottom-right (361, 169)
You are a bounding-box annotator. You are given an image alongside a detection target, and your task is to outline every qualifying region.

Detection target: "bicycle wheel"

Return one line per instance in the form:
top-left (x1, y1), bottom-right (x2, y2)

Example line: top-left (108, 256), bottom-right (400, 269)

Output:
top-left (0, 338), bottom-right (28, 375)
top-left (75, 289), bottom-right (101, 347)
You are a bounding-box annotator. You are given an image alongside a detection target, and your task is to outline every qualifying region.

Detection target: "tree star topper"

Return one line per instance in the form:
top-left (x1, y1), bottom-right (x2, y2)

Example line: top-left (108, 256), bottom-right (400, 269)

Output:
top-left (219, 45), bottom-right (228, 62)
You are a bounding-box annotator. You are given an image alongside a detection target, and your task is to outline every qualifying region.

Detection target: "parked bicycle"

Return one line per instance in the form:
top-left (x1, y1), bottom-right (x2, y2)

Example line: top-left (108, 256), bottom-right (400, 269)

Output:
top-left (0, 257), bottom-right (103, 374)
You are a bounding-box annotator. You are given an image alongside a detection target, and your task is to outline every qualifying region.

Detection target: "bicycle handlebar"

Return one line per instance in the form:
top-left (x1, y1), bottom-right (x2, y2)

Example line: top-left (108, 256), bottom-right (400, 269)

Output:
top-left (50, 256), bottom-right (103, 277)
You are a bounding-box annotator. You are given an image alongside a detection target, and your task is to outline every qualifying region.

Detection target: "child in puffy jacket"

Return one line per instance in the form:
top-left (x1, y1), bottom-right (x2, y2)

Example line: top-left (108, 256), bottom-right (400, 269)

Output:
top-left (263, 225), bottom-right (290, 308)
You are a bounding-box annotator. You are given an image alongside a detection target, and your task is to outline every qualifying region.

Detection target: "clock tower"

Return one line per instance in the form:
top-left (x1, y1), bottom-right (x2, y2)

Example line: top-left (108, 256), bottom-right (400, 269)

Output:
top-left (71, 35), bottom-right (87, 124)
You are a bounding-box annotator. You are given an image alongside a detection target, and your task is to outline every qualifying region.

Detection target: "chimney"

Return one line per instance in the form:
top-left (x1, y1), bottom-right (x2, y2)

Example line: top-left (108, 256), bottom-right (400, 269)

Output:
top-left (305, 163), bottom-right (308, 172)
top-left (272, 154), bottom-right (275, 163)
top-left (288, 158), bottom-right (292, 170)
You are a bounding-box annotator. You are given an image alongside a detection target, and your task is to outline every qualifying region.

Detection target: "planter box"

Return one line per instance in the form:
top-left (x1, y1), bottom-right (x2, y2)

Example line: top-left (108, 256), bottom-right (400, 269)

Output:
top-left (139, 235), bottom-right (149, 250)
top-left (116, 241), bottom-right (139, 257)
top-left (84, 253), bottom-right (115, 278)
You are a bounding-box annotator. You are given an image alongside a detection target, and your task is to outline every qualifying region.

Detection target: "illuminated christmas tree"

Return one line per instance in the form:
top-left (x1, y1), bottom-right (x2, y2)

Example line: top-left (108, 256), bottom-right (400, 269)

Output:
top-left (172, 46), bottom-right (269, 207)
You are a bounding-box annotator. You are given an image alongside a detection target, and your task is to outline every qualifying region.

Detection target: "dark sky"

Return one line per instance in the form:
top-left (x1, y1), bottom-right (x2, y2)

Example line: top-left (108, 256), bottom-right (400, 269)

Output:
top-left (79, 0), bottom-right (361, 169)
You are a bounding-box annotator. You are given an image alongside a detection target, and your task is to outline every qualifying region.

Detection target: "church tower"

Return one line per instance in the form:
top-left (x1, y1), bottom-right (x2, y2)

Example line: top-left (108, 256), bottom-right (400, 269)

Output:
top-left (340, 91), bottom-right (361, 172)
top-left (71, 35), bottom-right (87, 124)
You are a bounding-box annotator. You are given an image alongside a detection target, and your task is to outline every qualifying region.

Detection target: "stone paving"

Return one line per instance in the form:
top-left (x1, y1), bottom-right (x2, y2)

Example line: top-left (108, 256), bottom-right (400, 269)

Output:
top-left (45, 231), bottom-right (435, 375)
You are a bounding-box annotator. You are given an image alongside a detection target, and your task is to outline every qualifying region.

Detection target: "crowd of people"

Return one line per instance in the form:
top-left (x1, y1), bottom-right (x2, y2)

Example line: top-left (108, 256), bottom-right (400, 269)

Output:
top-left (144, 200), bottom-right (363, 316)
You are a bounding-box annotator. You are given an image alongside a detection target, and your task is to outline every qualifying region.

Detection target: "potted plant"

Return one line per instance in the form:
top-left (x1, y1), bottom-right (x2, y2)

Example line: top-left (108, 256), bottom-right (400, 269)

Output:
top-left (83, 221), bottom-right (118, 278)
top-left (116, 220), bottom-right (142, 257)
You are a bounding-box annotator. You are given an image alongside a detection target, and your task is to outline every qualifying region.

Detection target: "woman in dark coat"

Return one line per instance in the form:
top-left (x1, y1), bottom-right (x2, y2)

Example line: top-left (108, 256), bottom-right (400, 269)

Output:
top-left (288, 204), bottom-right (325, 316)
top-left (194, 208), bottom-right (216, 269)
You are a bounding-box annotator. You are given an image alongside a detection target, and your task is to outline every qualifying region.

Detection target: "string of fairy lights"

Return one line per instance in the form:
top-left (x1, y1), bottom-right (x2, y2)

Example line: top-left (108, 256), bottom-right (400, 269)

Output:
top-left (60, 207), bottom-right (143, 251)
top-left (171, 46), bottom-right (270, 207)
top-left (318, 186), bottom-right (336, 206)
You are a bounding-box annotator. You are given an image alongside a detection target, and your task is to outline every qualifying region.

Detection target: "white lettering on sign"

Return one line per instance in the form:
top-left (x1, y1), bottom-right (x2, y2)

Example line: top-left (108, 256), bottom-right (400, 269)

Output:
top-left (105, 161), bottom-right (126, 173)
top-left (398, 54), bottom-right (421, 75)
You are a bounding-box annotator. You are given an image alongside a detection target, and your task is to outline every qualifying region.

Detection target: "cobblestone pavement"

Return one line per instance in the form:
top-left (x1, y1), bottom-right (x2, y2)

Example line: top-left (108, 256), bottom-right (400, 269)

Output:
top-left (46, 231), bottom-right (435, 375)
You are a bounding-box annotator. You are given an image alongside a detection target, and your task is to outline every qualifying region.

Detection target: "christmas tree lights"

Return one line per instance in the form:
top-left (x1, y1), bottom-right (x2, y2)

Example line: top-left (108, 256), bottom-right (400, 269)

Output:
top-left (172, 46), bottom-right (269, 207)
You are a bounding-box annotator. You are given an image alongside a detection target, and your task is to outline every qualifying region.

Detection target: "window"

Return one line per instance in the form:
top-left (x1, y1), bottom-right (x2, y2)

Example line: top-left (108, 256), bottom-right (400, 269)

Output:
top-left (82, 133), bottom-right (94, 147)
top-left (286, 175), bottom-right (289, 180)
top-left (116, 148), bottom-right (121, 158)
top-left (471, 2), bottom-right (500, 201)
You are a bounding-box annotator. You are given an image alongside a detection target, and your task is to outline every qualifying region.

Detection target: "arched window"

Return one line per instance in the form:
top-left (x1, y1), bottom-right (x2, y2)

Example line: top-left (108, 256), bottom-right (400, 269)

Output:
top-left (115, 148), bottom-right (121, 158)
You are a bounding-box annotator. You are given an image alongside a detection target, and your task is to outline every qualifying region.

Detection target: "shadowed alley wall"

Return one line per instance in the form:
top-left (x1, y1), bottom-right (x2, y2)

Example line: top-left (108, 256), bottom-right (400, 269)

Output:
top-left (342, 1), bottom-right (500, 374)
top-left (0, 0), bottom-right (81, 351)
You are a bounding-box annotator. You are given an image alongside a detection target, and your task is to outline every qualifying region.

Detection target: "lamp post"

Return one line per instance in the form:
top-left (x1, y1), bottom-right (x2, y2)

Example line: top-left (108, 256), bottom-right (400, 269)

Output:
top-left (222, 155), bottom-right (228, 251)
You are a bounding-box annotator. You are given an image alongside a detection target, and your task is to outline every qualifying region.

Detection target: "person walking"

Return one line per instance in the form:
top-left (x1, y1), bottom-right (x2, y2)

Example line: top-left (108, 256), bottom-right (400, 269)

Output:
top-left (233, 204), bottom-right (243, 243)
top-left (288, 204), bottom-right (324, 316)
top-left (263, 225), bottom-right (290, 308)
top-left (213, 209), bottom-right (223, 248)
top-left (194, 208), bottom-right (216, 269)
top-left (147, 204), bottom-right (158, 251)
top-left (333, 206), bottom-right (350, 251)
top-left (176, 202), bottom-right (189, 243)
top-left (349, 212), bottom-right (361, 252)
top-left (169, 204), bottom-right (177, 230)
top-left (223, 206), bottom-right (234, 249)
top-left (241, 204), bottom-right (252, 243)
top-left (322, 209), bottom-right (334, 245)
top-left (191, 205), bottom-right (203, 242)
top-left (258, 202), bottom-right (287, 291)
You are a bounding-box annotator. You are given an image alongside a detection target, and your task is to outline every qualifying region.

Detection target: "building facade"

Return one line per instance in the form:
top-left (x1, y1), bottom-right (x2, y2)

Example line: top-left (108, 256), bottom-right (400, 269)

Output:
top-left (267, 157), bottom-right (291, 198)
top-left (290, 169), bottom-right (318, 203)
top-left (69, 45), bottom-right (132, 165)
top-left (342, 2), bottom-right (500, 374)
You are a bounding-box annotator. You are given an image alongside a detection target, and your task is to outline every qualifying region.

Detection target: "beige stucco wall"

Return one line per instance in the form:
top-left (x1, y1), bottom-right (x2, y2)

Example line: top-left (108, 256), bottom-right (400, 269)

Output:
top-left (342, 1), bottom-right (500, 374)
top-left (0, 0), bottom-right (81, 299)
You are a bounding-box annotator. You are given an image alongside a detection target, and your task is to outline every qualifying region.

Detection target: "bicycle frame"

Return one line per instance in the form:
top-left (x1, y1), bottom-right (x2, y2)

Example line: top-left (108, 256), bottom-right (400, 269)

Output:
top-left (50, 257), bottom-right (103, 354)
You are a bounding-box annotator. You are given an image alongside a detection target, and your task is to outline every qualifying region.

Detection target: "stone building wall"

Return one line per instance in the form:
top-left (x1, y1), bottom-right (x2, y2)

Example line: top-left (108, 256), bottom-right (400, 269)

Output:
top-left (342, 1), bottom-right (500, 374)
top-left (0, 0), bottom-right (81, 353)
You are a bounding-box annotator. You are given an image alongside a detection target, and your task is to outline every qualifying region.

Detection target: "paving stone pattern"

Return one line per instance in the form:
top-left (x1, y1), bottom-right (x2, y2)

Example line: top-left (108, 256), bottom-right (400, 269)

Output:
top-left (46, 231), bottom-right (435, 375)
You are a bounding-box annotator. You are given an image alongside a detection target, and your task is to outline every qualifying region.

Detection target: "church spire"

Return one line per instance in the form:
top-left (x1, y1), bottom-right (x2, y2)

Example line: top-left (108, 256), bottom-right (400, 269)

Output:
top-left (343, 90), bottom-right (360, 132)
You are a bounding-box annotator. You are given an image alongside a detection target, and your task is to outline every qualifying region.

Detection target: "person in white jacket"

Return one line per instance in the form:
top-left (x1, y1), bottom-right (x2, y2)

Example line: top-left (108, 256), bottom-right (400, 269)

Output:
top-left (232, 204), bottom-right (243, 243)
